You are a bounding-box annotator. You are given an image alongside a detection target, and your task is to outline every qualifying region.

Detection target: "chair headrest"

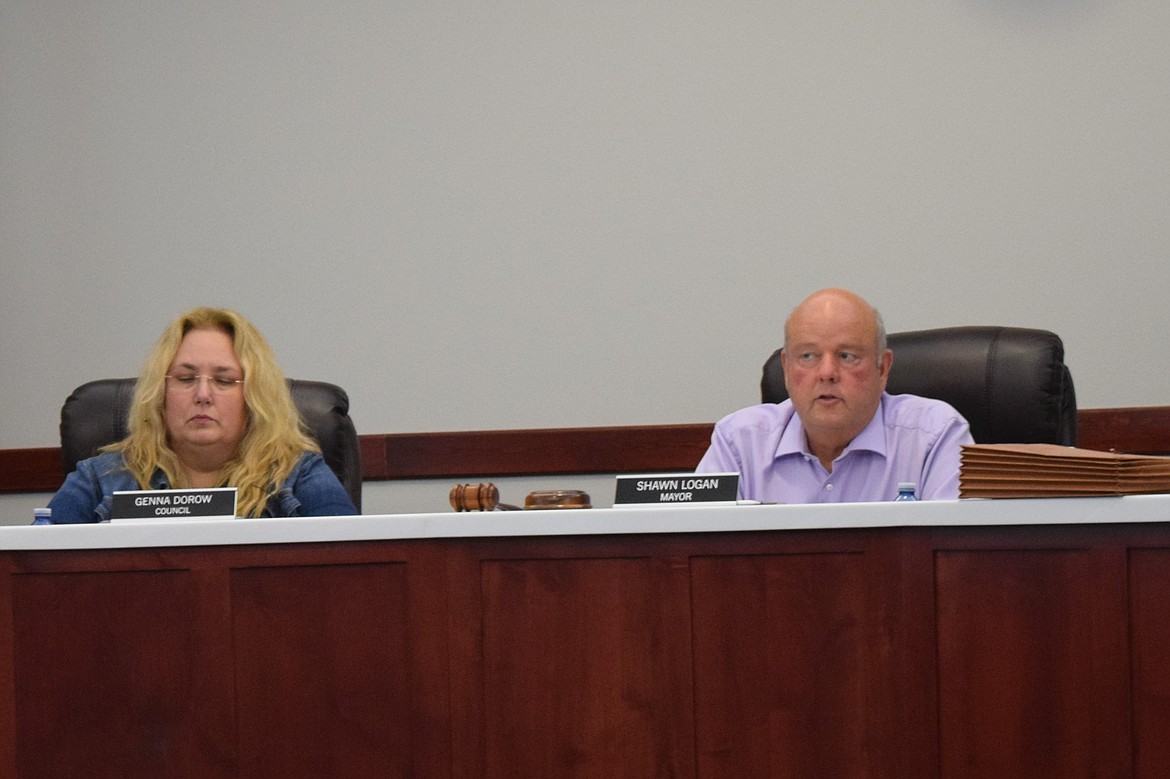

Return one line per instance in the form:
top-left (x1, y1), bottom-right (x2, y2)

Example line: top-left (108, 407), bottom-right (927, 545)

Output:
top-left (760, 326), bottom-right (1077, 445)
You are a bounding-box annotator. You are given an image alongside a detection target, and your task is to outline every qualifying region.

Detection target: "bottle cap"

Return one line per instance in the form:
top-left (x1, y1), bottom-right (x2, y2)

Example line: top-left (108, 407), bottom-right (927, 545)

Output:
top-left (897, 483), bottom-right (916, 491)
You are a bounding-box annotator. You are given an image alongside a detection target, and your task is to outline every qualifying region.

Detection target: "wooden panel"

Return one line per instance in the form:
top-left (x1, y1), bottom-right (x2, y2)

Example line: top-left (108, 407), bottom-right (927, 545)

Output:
top-left (477, 555), bottom-right (695, 778)
top-left (2, 541), bottom-right (454, 779)
top-left (934, 547), bottom-right (1130, 778)
top-left (231, 562), bottom-right (413, 777)
top-left (6, 517), bottom-right (1170, 776)
top-left (0, 448), bottom-right (63, 493)
top-left (1129, 548), bottom-right (1170, 778)
top-left (860, 529), bottom-right (942, 779)
top-left (11, 569), bottom-right (216, 779)
top-left (1078, 407), bottom-right (1170, 455)
top-left (690, 551), bottom-right (868, 778)
top-left (3, 407), bottom-right (1170, 493)
top-left (375, 424), bottom-right (713, 479)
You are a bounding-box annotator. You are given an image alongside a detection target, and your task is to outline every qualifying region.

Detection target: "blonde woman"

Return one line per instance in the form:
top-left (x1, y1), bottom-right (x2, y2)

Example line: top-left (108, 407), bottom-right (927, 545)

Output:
top-left (45, 308), bottom-right (357, 523)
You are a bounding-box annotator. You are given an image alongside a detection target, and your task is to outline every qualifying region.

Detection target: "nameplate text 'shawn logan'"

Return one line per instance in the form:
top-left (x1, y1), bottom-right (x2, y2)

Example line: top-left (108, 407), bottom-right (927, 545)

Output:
top-left (614, 473), bottom-right (738, 507)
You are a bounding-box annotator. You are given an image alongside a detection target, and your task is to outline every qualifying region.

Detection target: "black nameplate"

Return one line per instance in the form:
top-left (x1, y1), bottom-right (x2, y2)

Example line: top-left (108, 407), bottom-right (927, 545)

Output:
top-left (111, 488), bottom-right (238, 521)
top-left (614, 473), bottom-right (739, 507)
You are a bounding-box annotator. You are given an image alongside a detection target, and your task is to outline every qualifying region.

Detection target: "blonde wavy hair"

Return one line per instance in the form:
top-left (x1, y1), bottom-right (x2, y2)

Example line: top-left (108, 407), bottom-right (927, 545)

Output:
top-left (110, 307), bottom-right (319, 517)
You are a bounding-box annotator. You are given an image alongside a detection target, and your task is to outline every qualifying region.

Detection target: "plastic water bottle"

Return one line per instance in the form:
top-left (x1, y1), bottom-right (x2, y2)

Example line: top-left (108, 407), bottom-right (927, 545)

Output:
top-left (33, 507), bottom-right (52, 525)
top-left (894, 483), bottom-right (918, 502)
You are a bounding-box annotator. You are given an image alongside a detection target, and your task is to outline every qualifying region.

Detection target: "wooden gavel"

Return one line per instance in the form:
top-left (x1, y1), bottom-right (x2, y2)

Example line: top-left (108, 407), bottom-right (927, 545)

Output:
top-left (449, 483), bottom-right (513, 511)
top-left (449, 483), bottom-right (591, 511)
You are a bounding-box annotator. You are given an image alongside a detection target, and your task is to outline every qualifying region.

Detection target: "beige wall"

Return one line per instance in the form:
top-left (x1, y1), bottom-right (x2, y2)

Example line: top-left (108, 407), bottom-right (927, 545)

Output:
top-left (3, 1), bottom-right (1168, 519)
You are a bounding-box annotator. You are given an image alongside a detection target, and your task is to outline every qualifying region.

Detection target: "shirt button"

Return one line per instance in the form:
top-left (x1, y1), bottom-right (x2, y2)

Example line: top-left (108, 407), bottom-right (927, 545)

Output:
top-left (825, 483), bottom-right (834, 491)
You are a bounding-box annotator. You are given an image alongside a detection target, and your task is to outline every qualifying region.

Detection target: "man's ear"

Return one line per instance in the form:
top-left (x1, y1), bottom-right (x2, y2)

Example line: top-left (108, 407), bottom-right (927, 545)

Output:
top-left (879, 349), bottom-right (893, 384)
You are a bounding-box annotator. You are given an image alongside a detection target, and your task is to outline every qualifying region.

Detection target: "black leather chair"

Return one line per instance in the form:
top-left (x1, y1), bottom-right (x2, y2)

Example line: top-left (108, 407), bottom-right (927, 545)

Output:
top-left (760, 326), bottom-right (1077, 445)
top-left (60, 378), bottom-right (363, 511)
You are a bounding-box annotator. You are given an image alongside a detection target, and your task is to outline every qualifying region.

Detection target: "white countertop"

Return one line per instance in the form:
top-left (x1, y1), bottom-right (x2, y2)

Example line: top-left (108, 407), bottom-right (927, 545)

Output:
top-left (3, 494), bottom-right (1169, 551)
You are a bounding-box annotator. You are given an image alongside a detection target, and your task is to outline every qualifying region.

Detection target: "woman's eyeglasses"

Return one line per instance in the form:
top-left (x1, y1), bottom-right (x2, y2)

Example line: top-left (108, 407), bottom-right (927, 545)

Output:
top-left (165, 374), bottom-right (244, 392)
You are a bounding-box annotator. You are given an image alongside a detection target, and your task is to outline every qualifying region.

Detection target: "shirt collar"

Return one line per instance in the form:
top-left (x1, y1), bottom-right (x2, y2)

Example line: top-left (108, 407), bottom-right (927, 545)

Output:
top-left (774, 394), bottom-right (890, 463)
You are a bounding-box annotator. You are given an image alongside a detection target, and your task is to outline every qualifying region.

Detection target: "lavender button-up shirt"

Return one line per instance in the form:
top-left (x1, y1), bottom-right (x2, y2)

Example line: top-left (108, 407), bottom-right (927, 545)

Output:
top-left (695, 393), bottom-right (973, 503)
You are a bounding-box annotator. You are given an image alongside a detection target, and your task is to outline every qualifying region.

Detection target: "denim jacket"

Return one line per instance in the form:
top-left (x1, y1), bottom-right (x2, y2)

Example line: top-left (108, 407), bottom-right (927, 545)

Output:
top-left (43, 450), bottom-right (357, 524)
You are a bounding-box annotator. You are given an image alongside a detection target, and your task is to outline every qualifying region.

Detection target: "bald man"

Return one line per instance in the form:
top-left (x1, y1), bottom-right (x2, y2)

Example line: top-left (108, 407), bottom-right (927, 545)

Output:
top-left (696, 288), bottom-right (973, 502)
